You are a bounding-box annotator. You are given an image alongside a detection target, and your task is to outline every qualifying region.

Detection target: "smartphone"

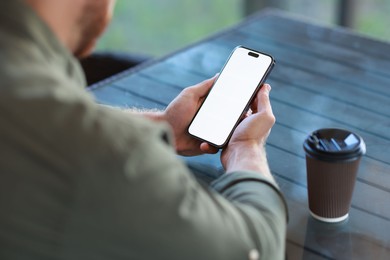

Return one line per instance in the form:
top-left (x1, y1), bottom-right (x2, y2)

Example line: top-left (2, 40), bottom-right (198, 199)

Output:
top-left (188, 46), bottom-right (275, 148)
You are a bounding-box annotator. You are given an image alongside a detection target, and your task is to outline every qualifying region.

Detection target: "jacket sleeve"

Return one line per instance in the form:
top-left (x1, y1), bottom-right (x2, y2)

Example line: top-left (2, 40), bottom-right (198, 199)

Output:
top-left (60, 105), bottom-right (288, 260)
top-left (211, 172), bottom-right (288, 260)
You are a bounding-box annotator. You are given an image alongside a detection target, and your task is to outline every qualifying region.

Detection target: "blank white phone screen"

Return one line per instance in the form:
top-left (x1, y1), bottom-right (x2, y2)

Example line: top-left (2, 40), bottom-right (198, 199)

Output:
top-left (188, 47), bottom-right (273, 147)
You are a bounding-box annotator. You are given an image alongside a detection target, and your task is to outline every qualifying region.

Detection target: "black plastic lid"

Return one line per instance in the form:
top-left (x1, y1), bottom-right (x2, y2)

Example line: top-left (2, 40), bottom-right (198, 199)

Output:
top-left (303, 128), bottom-right (366, 161)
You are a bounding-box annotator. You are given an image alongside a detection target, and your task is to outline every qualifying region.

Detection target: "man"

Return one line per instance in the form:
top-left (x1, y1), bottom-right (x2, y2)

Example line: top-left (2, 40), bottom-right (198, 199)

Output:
top-left (0, 0), bottom-right (287, 259)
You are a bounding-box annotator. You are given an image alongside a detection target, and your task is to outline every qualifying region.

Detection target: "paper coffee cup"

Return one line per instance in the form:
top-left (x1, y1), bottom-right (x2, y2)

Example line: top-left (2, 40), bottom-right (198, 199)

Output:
top-left (303, 128), bottom-right (366, 223)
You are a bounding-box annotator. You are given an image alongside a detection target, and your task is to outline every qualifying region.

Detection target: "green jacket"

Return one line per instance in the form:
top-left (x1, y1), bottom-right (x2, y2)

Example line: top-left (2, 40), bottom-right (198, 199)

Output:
top-left (0, 1), bottom-right (287, 259)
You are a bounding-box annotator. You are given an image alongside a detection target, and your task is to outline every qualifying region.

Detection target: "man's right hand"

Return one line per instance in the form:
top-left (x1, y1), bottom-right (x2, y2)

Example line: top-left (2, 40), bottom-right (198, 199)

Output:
top-left (221, 84), bottom-right (275, 178)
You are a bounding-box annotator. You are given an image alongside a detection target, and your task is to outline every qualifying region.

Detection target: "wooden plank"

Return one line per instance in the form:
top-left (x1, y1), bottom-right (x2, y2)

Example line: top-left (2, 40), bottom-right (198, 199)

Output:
top-left (252, 11), bottom-right (390, 59)
top-left (268, 124), bottom-right (390, 192)
top-left (239, 19), bottom-right (390, 78)
top-left (139, 62), bottom-right (206, 88)
top-left (228, 43), bottom-right (390, 139)
top-left (215, 33), bottom-right (390, 99)
top-left (162, 37), bottom-right (390, 111)
top-left (136, 66), bottom-right (390, 185)
top-left (165, 43), bottom-right (231, 75)
top-left (162, 39), bottom-right (390, 118)
top-left (132, 45), bottom-right (388, 165)
top-left (110, 74), bottom-right (179, 107)
top-left (157, 42), bottom-right (390, 163)
top-left (269, 66), bottom-right (390, 118)
top-left (267, 79), bottom-right (390, 139)
top-left (271, 100), bottom-right (390, 164)
top-left (286, 241), bottom-right (332, 260)
top-left (90, 85), bottom-right (161, 109)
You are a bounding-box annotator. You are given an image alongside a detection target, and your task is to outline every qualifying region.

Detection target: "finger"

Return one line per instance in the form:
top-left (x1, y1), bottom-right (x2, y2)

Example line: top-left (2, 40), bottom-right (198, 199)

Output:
top-left (246, 108), bottom-right (253, 117)
top-left (190, 74), bottom-right (218, 97)
top-left (257, 84), bottom-right (276, 127)
top-left (256, 83), bottom-right (273, 114)
top-left (250, 95), bottom-right (259, 113)
top-left (200, 142), bottom-right (219, 154)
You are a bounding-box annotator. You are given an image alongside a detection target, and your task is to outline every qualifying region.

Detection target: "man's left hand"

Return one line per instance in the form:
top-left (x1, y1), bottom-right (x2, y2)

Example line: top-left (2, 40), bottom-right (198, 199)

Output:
top-left (164, 76), bottom-right (219, 156)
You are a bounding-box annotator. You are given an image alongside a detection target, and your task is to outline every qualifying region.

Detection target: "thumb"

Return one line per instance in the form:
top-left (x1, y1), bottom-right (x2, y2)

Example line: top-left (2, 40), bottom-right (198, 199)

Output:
top-left (190, 74), bottom-right (218, 97)
top-left (256, 84), bottom-right (272, 113)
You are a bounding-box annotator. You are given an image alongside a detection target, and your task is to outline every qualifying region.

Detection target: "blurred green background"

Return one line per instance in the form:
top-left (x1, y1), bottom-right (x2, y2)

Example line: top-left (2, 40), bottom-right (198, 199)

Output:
top-left (96, 0), bottom-right (390, 57)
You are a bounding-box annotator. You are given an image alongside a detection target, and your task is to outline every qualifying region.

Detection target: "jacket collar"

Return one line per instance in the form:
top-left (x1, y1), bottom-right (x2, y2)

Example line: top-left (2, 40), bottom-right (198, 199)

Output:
top-left (0, 0), bottom-right (86, 88)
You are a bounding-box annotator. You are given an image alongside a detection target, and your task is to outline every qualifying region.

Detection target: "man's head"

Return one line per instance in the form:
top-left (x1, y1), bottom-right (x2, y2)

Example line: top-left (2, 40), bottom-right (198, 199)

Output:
top-left (25, 0), bottom-right (116, 57)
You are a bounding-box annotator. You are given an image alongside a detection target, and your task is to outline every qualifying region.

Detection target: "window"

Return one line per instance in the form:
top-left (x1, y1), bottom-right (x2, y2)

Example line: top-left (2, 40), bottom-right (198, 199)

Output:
top-left (97, 0), bottom-right (390, 57)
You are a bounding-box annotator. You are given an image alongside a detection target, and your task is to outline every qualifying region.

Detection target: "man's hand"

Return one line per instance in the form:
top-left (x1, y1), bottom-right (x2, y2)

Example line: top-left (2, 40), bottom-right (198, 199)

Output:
top-left (163, 76), bottom-right (219, 156)
top-left (221, 84), bottom-right (275, 178)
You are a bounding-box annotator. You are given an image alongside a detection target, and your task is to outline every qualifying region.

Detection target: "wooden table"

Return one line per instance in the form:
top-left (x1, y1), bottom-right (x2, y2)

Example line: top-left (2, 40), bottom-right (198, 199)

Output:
top-left (90, 9), bottom-right (390, 260)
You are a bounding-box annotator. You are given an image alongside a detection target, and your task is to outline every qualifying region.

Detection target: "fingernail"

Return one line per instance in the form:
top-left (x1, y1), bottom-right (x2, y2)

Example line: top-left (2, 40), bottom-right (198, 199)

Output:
top-left (264, 84), bottom-right (271, 92)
